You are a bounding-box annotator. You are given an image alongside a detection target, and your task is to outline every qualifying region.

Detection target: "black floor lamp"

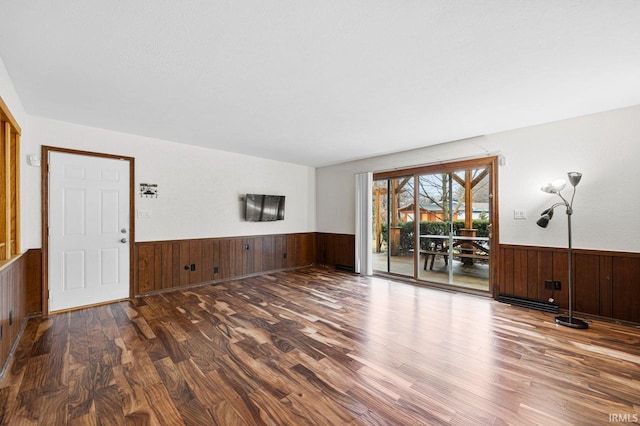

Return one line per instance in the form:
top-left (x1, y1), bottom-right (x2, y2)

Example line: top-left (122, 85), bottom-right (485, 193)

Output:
top-left (537, 171), bottom-right (589, 329)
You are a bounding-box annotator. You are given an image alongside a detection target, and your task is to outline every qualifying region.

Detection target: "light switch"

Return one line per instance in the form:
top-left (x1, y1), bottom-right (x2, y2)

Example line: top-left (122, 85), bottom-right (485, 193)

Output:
top-left (513, 209), bottom-right (527, 219)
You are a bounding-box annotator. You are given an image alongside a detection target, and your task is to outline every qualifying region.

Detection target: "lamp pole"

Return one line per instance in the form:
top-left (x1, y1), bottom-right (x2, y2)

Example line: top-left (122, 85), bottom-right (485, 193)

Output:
top-left (537, 172), bottom-right (588, 329)
top-left (566, 203), bottom-right (574, 322)
top-left (554, 172), bottom-right (588, 329)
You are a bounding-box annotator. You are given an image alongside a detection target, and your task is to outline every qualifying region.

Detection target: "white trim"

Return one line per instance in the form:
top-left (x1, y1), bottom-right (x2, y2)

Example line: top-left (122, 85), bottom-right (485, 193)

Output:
top-left (355, 172), bottom-right (373, 275)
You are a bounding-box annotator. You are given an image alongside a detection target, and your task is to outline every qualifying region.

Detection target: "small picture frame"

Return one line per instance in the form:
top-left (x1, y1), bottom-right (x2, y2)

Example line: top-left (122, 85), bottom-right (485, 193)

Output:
top-left (139, 183), bottom-right (158, 198)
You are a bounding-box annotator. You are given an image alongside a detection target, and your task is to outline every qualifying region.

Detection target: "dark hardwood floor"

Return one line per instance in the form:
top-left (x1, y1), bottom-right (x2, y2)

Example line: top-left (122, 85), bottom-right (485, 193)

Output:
top-left (1, 267), bottom-right (639, 425)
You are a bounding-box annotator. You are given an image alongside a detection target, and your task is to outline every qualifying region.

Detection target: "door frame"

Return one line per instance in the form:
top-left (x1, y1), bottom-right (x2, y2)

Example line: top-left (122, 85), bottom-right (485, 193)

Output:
top-left (373, 156), bottom-right (499, 295)
top-left (41, 146), bottom-right (135, 316)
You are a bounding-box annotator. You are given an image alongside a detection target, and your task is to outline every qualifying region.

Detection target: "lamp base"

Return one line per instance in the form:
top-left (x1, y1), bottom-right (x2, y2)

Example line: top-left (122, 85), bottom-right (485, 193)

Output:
top-left (555, 315), bottom-right (589, 329)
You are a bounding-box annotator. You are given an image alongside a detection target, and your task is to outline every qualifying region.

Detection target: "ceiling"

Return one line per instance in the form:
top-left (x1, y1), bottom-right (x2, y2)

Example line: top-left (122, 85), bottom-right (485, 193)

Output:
top-left (1, 1), bottom-right (639, 167)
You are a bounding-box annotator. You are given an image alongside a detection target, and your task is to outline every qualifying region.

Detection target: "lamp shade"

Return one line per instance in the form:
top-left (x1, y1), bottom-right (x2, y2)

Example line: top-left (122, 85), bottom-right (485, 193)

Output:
top-left (540, 183), bottom-right (554, 193)
top-left (536, 215), bottom-right (550, 228)
top-left (541, 179), bottom-right (566, 194)
top-left (536, 207), bottom-right (554, 228)
top-left (568, 172), bottom-right (582, 187)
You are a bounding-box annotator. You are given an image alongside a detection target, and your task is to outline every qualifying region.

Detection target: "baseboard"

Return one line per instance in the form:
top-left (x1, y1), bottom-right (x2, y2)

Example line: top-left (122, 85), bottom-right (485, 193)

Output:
top-left (497, 294), bottom-right (560, 313)
top-left (335, 264), bottom-right (355, 273)
top-left (0, 313), bottom-right (39, 381)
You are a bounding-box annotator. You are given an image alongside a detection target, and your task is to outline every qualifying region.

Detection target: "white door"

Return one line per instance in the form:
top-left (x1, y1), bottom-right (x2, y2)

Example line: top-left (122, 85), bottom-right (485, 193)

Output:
top-left (48, 151), bottom-right (130, 312)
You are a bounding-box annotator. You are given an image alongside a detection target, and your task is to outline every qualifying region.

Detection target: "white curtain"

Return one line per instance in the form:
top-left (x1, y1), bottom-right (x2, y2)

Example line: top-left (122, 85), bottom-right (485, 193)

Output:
top-left (355, 172), bottom-right (373, 275)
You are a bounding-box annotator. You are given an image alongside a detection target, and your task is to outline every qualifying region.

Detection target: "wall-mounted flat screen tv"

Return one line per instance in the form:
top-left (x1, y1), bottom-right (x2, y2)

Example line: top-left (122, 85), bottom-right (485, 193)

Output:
top-left (245, 194), bottom-right (285, 221)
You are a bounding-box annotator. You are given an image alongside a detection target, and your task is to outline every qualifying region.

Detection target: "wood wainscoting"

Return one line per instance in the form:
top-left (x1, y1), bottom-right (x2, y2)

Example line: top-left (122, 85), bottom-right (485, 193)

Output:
top-left (135, 233), bottom-right (316, 295)
top-left (315, 232), bottom-right (355, 271)
top-left (136, 232), bottom-right (358, 296)
top-left (24, 250), bottom-right (42, 315)
top-left (0, 249), bottom-right (42, 377)
top-left (499, 244), bottom-right (640, 323)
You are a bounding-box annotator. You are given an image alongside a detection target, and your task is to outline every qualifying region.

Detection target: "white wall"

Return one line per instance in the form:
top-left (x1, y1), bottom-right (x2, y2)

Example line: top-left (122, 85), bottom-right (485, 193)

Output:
top-left (24, 116), bottom-right (316, 247)
top-left (5, 44), bottom-right (639, 254)
top-left (0, 57), bottom-right (27, 126)
top-left (317, 105), bottom-right (640, 253)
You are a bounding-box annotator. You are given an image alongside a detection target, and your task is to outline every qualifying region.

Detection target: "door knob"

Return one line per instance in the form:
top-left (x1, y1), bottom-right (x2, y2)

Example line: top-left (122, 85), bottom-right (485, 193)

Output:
top-left (121, 238), bottom-right (128, 243)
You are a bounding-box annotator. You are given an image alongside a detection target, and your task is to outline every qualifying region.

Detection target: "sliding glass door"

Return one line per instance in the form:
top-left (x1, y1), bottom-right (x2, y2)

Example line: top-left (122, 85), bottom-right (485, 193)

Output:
top-left (372, 176), bottom-right (415, 278)
top-left (372, 158), bottom-right (495, 292)
top-left (416, 166), bottom-right (490, 291)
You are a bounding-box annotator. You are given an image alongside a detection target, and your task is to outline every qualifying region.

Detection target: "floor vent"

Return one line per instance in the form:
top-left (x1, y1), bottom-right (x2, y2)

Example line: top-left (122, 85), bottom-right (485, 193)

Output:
top-left (335, 264), bottom-right (355, 273)
top-left (497, 295), bottom-right (559, 313)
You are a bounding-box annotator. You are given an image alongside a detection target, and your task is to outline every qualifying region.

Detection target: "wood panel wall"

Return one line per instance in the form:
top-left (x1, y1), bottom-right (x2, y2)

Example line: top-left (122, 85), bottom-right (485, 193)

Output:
top-left (499, 244), bottom-right (640, 323)
top-left (135, 233), bottom-right (316, 295)
top-left (0, 249), bottom-right (41, 376)
top-left (25, 249), bottom-right (42, 314)
top-left (316, 233), bottom-right (355, 270)
top-left (17, 239), bottom-right (640, 326)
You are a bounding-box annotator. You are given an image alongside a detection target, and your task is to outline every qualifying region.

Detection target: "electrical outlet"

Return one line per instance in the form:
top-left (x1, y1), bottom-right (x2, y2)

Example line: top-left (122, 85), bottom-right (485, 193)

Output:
top-left (544, 280), bottom-right (553, 290)
top-left (553, 280), bottom-right (561, 290)
top-left (137, 209), bottom-right (152, 218)
top-left (190, 264), bottom-right (196, 271)
top-left (283, 253), bottom-right (287, 259)
top-left (214, 266), bottom-right (219, 273)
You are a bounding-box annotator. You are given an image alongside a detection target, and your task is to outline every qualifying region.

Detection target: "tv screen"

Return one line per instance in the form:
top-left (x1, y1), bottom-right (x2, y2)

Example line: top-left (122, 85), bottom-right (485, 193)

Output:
top-left (245, 194), bottom-right (285, 221)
